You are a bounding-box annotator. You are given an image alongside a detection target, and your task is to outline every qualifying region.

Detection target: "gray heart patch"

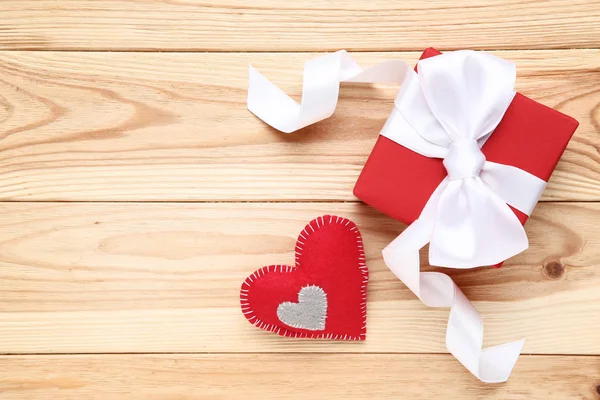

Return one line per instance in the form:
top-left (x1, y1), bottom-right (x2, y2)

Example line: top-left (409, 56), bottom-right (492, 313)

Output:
top-left (277, 285), bottom-right (328, 331)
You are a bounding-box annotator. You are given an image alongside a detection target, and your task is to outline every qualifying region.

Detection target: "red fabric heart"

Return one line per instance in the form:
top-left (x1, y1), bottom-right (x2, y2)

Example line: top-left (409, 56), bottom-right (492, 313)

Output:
top-left (240, 215), bottom-right (368, 340)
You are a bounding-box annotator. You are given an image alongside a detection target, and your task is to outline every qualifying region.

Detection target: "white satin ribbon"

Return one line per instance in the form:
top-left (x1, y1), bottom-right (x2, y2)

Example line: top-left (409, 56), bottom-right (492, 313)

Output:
top-left (247, 50), bottom-right (546, 383)
top-left (248, 51), bottom-right (410, 133)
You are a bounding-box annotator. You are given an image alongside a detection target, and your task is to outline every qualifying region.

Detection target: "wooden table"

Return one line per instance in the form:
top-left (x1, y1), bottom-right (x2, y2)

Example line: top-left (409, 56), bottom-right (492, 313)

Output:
top-left (1, 1), bottom-right (599, 399)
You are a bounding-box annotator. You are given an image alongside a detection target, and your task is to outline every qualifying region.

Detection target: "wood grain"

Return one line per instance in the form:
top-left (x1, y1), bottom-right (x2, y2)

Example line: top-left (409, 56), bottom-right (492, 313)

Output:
top-left (1, 1), bottom-right (599, 51)
top-left (0, 50), bottom-right (598, 201)
top-left (0, 202), bottom-right (598, 354)
top-left (1, 0), bottom-right (598, 396)
top-left (0, 354), bottom-right (599, 399)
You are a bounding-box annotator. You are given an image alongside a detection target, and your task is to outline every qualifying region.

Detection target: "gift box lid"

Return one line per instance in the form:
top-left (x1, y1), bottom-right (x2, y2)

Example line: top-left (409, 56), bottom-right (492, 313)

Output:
top-left (354, 48), bottom-right (579, 227)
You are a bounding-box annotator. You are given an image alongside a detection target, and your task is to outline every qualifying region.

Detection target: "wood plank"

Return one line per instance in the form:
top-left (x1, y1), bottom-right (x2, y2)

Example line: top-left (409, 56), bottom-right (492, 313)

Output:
top-left (0, 202), bottom-right (598, 354)
top-left (1, 1), bottom-right (599, 51)
top-left (1, 354), bottom-right (599, 399)
top-left (0, 50), bottom-right (598, 201)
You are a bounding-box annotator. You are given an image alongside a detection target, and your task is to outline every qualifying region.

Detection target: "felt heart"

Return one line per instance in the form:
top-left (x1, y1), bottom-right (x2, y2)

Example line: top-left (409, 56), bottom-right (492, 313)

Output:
top-left (240, 215), bottom-right (368, 340)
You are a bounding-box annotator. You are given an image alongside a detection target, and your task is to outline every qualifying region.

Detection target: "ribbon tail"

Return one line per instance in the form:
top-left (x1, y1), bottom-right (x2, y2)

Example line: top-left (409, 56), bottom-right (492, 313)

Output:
top-left (247, 65), bottom-right (305, 133)
top-left (382, 219), bottom-right (524, 383)
top-left (247, 51), bottom-right (410, 133)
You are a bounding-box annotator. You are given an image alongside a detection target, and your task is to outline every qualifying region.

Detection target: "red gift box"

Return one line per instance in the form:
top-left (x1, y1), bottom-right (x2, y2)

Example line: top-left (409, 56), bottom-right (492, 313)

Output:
top-left (354, 48), bottom-right (579, 234)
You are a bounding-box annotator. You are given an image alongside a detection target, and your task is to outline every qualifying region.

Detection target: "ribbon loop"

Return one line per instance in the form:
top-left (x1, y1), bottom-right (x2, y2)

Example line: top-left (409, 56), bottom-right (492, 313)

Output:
top-left (384, 51), bottom-right (544, 269)
top-left (417, 51), bottom-right (517, 142)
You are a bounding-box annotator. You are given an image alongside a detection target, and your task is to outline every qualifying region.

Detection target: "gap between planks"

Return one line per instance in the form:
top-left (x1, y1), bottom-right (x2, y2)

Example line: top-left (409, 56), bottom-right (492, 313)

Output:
top-left (1, 352), bottom-right (600, 357)
top-left (0, 48), bottom-right (598, 53)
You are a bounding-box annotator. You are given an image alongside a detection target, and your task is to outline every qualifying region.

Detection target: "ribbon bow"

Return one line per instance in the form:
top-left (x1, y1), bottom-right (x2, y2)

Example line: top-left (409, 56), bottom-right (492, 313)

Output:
top-left (247, 50), bottom-right (546, 383)
top-left (384, 51), bottom-right (545, 270)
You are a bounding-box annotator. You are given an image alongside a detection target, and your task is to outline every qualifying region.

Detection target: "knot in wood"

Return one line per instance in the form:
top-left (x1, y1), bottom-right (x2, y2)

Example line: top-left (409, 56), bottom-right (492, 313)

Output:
top-left (543, 260), bottom-right (565, 280)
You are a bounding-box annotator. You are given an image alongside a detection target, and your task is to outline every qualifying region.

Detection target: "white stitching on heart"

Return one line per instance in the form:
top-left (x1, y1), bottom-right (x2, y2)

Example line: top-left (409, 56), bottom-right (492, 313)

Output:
top-left (276, 285), bottom-right (327, 331)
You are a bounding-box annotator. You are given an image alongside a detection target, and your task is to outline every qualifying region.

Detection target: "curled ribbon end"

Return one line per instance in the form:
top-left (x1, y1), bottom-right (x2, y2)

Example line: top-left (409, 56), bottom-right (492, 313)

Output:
top-left (247, 64), bottom-right (302, 133)
top-left (478, 338), bottom-right (525, 383)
